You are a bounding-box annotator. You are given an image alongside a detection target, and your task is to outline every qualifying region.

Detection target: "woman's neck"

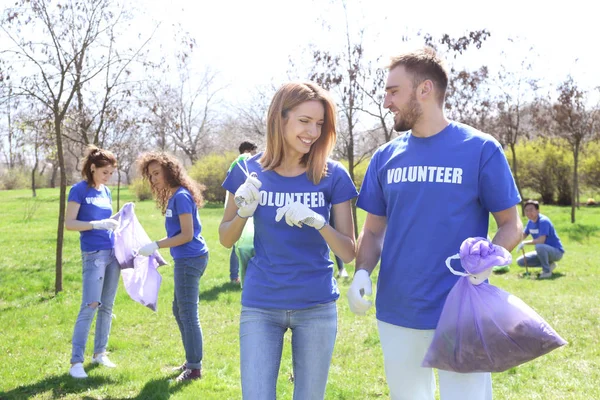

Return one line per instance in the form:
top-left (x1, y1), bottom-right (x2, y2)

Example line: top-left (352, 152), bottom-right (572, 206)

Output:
top-left (169, 185), bottom-right (180, 196)
top-left (275, 156), bottom-right (305, 177)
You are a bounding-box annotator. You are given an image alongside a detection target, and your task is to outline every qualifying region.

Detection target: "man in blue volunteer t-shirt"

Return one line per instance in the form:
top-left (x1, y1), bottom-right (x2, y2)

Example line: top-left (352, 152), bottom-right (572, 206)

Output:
top-left (346, 47), bottom-right (523, 400)
top-left (516, 199), bottom-right (565, 279)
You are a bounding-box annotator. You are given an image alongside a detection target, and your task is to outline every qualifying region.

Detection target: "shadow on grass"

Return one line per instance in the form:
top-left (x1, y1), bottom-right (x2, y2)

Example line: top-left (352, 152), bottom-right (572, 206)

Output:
top-left (201, 281), bottom-right (241, 302)
top-left (0, 370), bottom-right (112, 400)
top-left (517, 271), bottom-right (566, 280)
top-left (98, 375), bottom-right (197, 400)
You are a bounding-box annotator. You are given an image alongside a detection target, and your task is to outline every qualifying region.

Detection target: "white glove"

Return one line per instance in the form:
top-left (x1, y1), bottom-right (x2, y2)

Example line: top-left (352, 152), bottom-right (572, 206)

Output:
top-left (347, 269), bottom-right (373, 315)
top-left (91, 219), bottom-right (119, 231)
top-left (138, 241), bottom-right (159, 257)
top-left (468, 267), bottom-right (492, 285)
top-left (274, 201), bottom-right (326, 230)
top-left (516, 241), bottom-right (525, 252)
top-left (234, 175), bottom-right (262, 218)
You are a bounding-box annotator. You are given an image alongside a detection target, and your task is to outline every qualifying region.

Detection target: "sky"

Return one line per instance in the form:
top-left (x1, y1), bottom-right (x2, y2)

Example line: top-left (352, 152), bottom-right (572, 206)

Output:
top-left (144, 0), bottom-right (599, 102)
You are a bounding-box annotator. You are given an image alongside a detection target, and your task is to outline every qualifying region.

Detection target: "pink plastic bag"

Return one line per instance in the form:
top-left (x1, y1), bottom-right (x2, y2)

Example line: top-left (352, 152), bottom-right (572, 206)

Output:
top-left (422, 237), bottom-right (567, 373)
top-left (114, 203), bottom-right (167, 311)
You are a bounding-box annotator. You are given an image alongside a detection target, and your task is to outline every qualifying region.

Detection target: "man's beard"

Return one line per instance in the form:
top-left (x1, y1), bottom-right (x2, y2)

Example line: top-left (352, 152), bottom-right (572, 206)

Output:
top-left (394, 95), bottom-right (422, 132)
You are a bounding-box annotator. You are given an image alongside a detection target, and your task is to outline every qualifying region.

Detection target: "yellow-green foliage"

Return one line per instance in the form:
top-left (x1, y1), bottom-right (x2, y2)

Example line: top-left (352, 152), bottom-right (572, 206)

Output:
top-left (514, 138), bottom-right (600, 205)
top-left (515, 139), bottom-right (572, 204)
top-left (189, 151), bottom-right (237, 203)
top-left (581, 141), bottom-right (600, 190)
top-left (0, 168), bottom-right (31, 190)
top-left (129, 178), bottom-right (153, 201)
top-left (338, 158), bottom-right (370, 189)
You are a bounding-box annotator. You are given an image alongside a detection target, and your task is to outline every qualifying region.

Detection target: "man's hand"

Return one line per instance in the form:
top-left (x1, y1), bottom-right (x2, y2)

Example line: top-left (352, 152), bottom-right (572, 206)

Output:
top-left (347, 270), bottom-right (373, 315)
top-left (138, 242), bottom-right (159, 257)
top-left (516, 241), bottom-right (525, 252)
top-left (91, 219), bottom-right (119, 231)
top-left (468, 268), bottom-right (493, 285)
top-left (275, 201), bottom-right (326, 230)
top-left (234, 176), bottom-right (262, 218)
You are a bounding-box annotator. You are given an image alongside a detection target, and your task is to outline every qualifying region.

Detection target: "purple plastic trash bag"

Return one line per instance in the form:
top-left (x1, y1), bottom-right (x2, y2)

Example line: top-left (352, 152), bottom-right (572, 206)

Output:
top-left (422, 237), bottom-right (567, 373)
top-left (113, 203), bottom-right (167, 311)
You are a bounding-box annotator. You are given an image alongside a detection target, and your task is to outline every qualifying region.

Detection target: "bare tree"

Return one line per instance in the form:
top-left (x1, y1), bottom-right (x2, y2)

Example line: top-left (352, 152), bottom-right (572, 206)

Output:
top-left (491, 58), bottom-right (540, 207)
top-left (551, 77), bottom-right (599, 222)
top-left (0, 0), bottom-right (154, 293)
top-left (144, 65), bottom-right (223, 164)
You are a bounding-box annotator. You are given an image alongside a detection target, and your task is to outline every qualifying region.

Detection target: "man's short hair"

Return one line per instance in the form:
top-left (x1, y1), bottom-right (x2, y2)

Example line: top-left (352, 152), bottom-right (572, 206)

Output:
top-left (239, 141), bottom-right (257, 154)
top-left (388, 47), bottom-right (448, 106)
top-left (524, 199), bottom-right (540, 210)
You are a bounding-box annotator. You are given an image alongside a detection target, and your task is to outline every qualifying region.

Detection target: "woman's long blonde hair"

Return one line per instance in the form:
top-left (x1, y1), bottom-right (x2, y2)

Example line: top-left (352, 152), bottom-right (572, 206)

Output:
top-left (260, 82), bottom-right (337, 184)
top-left (137, 152), bottom-right (205, 215)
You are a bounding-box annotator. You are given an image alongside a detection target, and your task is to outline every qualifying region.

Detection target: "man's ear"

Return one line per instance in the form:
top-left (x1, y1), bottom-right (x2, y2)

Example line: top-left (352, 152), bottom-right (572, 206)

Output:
top-left (418, 80), bottom-right (434, 100)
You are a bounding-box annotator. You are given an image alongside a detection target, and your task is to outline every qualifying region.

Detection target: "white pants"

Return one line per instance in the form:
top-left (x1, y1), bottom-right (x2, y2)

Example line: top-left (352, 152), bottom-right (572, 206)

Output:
top-left (377, 320), bottom-right (492, 400)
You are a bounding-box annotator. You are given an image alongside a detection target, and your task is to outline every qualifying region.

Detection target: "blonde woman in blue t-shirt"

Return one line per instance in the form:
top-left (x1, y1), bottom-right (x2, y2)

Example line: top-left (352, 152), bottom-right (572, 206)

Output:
top-left (220, 82), bottom-right (357, 400)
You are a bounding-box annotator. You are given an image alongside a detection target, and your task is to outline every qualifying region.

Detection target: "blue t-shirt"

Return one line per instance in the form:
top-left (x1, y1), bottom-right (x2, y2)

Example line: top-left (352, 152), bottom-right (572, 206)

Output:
top-left (222, 154), bottom-right (358, 309)
top-left (524, 214), bottom-right (564, 253)
top-left (166, 187), bottom-right (209, 259)
top-left (67, 180), bottom-right (114, 252)
top-left (357, 121), bottom-right (521, 330)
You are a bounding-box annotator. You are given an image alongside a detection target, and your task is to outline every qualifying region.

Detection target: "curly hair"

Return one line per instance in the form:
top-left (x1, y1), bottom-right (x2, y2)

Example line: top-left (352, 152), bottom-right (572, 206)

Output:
top-left (137, 152), bottom-right (205, 215)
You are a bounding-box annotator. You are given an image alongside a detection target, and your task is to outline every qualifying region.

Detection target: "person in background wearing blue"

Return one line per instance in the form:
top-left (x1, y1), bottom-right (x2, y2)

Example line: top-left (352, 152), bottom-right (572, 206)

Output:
top-left (65, 145), bottom-right (120, 379)
top-left (219, 82), bottom-right (357, 400)
top-left (516, 199), bottom-right (565, 279)
top-left (346, 48), bottom-right (523, 400)
top-left (137, 152), bottom-right (209, 383)
top-left (228, 140), bottom-right (258, 284)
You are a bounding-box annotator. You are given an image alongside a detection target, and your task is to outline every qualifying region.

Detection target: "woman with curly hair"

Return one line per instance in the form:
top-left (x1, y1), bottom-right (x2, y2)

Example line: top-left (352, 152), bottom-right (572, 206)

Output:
top-left (137, 152), bottom-right (209, 382)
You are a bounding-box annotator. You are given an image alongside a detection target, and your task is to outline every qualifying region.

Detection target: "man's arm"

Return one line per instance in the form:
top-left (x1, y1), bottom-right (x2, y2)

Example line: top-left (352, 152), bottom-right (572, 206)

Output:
top-left (491, 205), bottom-right (523, 251)
top-left (522, 234), bottom-right (547, 246)
top-left (355, 213), bottom-right (387, 274)
top-left (346, 212), bottom-right (387, 315)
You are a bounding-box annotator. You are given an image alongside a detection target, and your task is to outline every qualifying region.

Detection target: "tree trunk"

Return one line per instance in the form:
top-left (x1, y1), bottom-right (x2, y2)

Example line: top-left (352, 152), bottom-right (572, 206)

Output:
top-left (509, 142), bottom-right (524, 214)
top-left (347, 115), bottom-right (358, 239)
top-left (31, 158), bottom-right (38, 198)
top-left (50, 163), bottom-right (58, 188)
top-left (54, 114), bottom-right (66, 294)
top-left (571, 142), bottom-right (579, 223)
top-left (116, 169), bottom-right (121, 211)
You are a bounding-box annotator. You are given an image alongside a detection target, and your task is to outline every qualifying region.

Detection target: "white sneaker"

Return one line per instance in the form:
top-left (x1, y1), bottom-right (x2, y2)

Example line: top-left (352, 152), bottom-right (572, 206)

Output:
top-left (338, 268), bottom-right (349, 278)
top-left (549, 262), bottom-right (558, 273)
top-left (538, 271), bottom-right (553, 280)
top-left (69, 363), bottom-right (88, 379)
top-left (92, 353), bottom-right (116, 368)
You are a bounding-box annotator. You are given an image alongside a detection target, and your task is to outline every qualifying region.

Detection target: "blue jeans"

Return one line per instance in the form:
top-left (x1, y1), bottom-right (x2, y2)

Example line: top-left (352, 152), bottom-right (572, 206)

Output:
top-left (517, 244), bottom-right (564, 273)
top-left (240, 302), bottom-right (337, 400)
top-left (173, 254), bottom-right (208, 370)
top-left (71, 249), bottom-right (120, 364)
top-left (230, 245), bottom-right (239, 280)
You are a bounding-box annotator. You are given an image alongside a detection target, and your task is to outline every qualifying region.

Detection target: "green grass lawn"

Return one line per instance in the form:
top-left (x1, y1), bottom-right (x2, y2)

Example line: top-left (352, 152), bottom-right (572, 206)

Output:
top-left (0, 187), bottom-right (598, 399)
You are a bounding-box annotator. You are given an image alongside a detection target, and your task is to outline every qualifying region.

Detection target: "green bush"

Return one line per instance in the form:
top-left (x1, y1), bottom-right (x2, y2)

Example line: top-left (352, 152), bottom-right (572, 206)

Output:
top-left (581, 141), bottom-right (600, 191)
top-left (130, 178), bottom-right (153, 201)
top-left (516, 139), bottom-right (572, 205)
top-left (0, 168), bottom-right (30, 190)
top-left (189, 151), bottom-right (237, 203)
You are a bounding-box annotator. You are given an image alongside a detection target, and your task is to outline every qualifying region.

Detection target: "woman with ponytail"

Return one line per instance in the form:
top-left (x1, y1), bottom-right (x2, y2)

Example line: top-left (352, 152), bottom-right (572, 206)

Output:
top-left (65, 145), bottom-right (120, 379)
